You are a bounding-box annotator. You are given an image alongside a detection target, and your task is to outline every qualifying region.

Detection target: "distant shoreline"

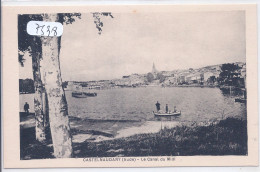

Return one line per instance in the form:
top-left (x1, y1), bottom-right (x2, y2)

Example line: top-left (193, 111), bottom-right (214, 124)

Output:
top-left (67, 84), bottom-right (220, 90)
top-left (19, 85), bottom-right (219, 95)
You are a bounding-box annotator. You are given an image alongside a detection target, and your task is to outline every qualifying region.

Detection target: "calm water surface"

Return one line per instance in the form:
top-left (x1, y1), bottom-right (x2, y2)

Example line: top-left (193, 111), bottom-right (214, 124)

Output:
top-left (20, 87), bottom-right (246, 139)
top-left (66, 87), bottom-right (246, 122)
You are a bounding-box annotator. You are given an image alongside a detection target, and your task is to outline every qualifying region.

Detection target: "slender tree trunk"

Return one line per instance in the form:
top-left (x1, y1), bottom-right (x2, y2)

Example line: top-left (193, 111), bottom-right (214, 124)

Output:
top-left (31, 37), bottom-right (46, 142)
top-left (42, 91), bottom-right (49, 127)
top-left (41, 63), bottom-right (51, 141)
top-left (41, 13), bottom-right (73, 158)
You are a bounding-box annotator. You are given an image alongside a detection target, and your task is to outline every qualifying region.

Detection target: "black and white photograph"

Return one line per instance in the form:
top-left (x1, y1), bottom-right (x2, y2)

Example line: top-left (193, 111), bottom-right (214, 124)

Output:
top-left (2, 4), bottom-right (258, 168)
top-left (18, 10), bottom-right (249, 159)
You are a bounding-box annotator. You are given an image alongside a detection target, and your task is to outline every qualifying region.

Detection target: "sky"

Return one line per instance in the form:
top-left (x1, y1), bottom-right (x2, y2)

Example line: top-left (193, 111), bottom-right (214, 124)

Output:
top-left (20, 11), bottom-right (246, 81)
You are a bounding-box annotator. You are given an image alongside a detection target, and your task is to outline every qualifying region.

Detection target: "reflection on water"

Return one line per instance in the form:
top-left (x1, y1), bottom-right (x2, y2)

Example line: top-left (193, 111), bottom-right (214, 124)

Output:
top-left (20, 87), bottom-right (247, 140)
top-left (154, 115), bottom-right (180, 121)
top-left (220, 87), bottom-right (245, 97)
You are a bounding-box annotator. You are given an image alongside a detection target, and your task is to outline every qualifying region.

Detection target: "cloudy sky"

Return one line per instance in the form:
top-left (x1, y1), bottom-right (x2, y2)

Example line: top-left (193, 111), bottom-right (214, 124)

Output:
top-left (20, 11), bottom-right (246, 81)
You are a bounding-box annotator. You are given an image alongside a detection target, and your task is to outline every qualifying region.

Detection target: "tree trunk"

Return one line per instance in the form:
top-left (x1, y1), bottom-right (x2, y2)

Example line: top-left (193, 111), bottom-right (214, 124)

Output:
top-left (41, 13), bottom-right (73, 158)
top-left (31, 37), bottom-right (46, 142)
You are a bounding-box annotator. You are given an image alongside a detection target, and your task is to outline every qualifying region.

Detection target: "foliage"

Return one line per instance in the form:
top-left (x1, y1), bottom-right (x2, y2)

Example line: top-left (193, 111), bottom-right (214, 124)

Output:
top-left (156, 73), bottom-right (166, 83)
top-left (18, 51), bottom-right (26, 67)
top-left (221, 63), bottom-right (241, 72)
top-left (146, 72), bottom-right (154, 82)
top-left (208, 76), bottom-right (216, 83)
top-left (19, 79), bottom-right (35, 93)
top-left (18, 13), bottom-right (82, 66)
top-left (59, 13), bottom-right (81, 25)
top-left (20, 122), bottom-right (53, 160)
top-left (18, 15), bottom-right (43, 66)
top-left (92, 12), bottom-right (114, 35)
top-left (218, 63), bottom-right (241, 85)
top-left (18, 12), bottom-right (113, 65)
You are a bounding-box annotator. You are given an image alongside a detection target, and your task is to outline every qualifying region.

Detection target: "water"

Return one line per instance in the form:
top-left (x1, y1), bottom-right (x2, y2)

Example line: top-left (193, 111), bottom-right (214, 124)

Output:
top-left (20, 87), bottom-right (247, 140)
top-left (66, 87), bottom-right (246, 121)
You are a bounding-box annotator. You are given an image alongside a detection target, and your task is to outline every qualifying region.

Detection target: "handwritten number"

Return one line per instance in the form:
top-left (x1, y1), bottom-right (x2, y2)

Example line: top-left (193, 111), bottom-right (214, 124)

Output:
top-left (36, 24), bottom-right (45, 36)
top-left (40, 25), bottom-right (45, 35)
top-left (35, 23), bottom-right (40, 34)
top-left (47, 25), bottom-right (51, 36)
top-left (51, 27), bottom-right (58, 36)
top-left (35, 23), bottom-right (58, 36)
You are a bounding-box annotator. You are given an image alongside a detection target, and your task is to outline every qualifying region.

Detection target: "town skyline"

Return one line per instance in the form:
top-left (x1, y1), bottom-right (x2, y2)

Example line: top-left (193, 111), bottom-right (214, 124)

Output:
top-left (20, 58), bottom-right (245, 82)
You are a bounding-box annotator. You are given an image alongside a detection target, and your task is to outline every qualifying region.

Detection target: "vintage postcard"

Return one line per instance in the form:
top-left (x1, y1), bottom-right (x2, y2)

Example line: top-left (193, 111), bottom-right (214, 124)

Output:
top-left (2, 4), bottom-right (258, 168)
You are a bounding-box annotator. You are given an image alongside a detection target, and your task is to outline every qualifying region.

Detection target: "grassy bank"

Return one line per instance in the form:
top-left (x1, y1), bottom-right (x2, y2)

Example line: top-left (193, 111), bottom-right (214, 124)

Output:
top-left (20, 116), bottom-right (247, 159)
top-left (74, 117), bottom-right (247, 157)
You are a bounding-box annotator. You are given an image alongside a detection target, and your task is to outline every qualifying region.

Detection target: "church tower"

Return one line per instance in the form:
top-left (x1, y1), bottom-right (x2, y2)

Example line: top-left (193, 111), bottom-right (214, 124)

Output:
top-left (152, 62), bottom-right (158, 74)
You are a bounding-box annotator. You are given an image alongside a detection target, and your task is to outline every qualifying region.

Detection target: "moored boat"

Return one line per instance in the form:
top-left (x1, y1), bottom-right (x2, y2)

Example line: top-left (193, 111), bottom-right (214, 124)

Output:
top-left (72, 91), bottom-right (97, 98)
top-left (153, 111), bottom-right (181, 117)
top-left (72, 92), bottom-right (87, 98)
top-left (83, 92), bottom-right (97, 97)
top-left (235, 98), bottom-right (246, 103)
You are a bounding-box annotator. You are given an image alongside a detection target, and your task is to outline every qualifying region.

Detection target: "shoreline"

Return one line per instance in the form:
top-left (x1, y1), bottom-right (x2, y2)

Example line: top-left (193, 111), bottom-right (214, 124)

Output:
top-left (20, 112), bottom-right (247, 159)
top-left (20, 112), bottom-right (179, 142)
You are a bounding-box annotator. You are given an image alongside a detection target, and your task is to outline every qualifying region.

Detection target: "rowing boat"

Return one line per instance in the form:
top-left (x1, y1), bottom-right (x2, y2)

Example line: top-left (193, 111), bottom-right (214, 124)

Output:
top-left (153, 111), bottom-right (181, 117)
top-left (72, 91), bottom-right (97, 98)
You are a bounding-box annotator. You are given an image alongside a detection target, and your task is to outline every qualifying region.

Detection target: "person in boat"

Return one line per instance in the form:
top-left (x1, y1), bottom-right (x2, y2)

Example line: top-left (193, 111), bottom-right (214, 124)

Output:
top-left (166, 104), bottom-right (168, 113)
top-left (173, 106), bottom-right (177, 112)
top-left (155, 101), bottom-right (160, 112)
top-left (24, 102), bottom-right (29, 114)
